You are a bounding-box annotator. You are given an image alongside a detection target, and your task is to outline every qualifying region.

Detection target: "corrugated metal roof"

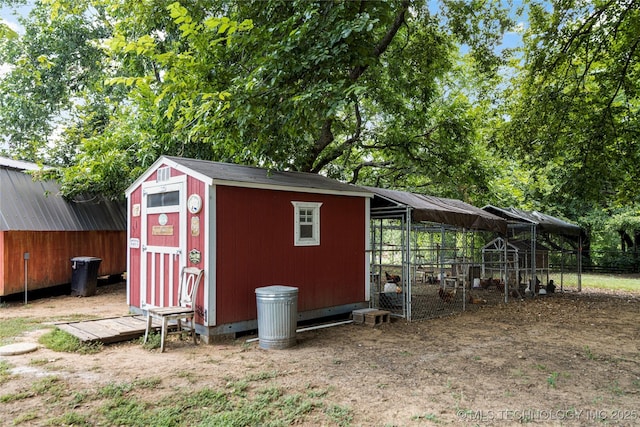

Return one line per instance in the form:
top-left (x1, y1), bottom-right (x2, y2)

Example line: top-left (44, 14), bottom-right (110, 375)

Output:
top-left (365, 186), bottom-right (508, 234)
top-left (482, 205), bottom-right (583, 237)
top-left (133, 156), bottom-right (372, 197)
top-left (0, 159), bottom-right (126, 231)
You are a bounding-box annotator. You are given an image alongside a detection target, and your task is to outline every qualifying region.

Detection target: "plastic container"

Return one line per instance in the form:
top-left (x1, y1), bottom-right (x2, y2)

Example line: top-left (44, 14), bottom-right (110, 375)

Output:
top-left (70, 257), bottom-right (102, 297)
top-left (255, 285), bottom-right (298, 349)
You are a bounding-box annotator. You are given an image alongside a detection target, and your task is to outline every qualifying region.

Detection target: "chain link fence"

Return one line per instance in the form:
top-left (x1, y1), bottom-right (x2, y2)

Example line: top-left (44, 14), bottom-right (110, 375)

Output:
top-left (369, 218), bottom-right (582, 321)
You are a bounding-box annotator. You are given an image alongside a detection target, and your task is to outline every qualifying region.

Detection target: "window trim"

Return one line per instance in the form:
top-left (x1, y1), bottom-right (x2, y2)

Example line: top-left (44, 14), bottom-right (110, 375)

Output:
top-left (291, 201), bottom-right (322, 246)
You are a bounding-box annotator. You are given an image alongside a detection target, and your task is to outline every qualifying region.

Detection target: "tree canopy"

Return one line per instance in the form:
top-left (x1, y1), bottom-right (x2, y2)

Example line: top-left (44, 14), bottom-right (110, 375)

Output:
top-left (0, 0), bottom-right (512, 202)
top-left (1, 0), bottom-right (639, 259)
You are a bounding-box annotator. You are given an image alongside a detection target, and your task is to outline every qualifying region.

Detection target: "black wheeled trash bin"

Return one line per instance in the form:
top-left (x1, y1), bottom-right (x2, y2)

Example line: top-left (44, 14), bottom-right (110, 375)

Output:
top-left (70, 257), bottom-right (102, 297)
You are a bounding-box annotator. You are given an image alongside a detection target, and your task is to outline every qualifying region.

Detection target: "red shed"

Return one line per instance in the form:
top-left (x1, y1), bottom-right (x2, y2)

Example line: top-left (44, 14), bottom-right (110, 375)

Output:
top-left (0, 157), bottom-right (126, 298)
top-left (126, 156), bottom-right (372, 340)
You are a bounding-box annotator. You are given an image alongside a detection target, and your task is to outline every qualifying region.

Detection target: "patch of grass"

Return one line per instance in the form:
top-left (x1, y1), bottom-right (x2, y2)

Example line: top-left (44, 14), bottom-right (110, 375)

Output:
top-left (101, 396), bottom-right (150, 426)
top-left (38, 328), bottom-right (102, 354)
top-left (246, 370), bottom-right (278, 382)
top-left (0, 390), bottom-right (32, 403)
top-left (325, 404), bottom-right (353, 427)
top-left (11, 410), bottom-right (39, 425)
top-left (0, 317), bottom-right (42, 345)
top-left (0, 359), bottom-right (12, 385)
top-left (98, 382), bottom-right (135, 399)
top-left (139, 332), bottom-right (161, 350)
top-left (226, 379), bottom-right (249, 397)
top-left (134, 377), bottom-right (162, 389)
top-left (581, 274), bottom-right (640, 292)
top-left (28, 358), bottom-right (52, 366)
top-left (31, 376), bottom-right (68, 401)
top-left (45, 412), bottom-right (92, 426)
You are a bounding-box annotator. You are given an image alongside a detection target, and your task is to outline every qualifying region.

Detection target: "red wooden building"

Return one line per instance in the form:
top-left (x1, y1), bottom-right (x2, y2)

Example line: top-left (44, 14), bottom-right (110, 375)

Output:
top-left (125, 156), bottom-right (372, 340)
top-left (0, 157), bottom-right (126, 298)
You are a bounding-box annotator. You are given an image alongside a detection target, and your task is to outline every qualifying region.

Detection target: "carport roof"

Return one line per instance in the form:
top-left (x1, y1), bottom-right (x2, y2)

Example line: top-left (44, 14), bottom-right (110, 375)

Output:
top-left (0, 157), bottom-right (126, 231)
top-left (482, 205), bottom-right (583, 238)
top-left (365, 186), bottom-right (507, 234)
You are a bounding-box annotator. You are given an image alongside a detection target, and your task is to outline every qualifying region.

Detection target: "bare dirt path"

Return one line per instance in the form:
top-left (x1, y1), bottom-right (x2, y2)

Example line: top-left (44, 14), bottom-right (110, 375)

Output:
top-left (1, 283), bottom-right (640, 426)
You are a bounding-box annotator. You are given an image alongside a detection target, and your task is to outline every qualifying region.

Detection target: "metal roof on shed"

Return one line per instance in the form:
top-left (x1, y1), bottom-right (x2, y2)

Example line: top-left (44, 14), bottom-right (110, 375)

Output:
top-left (127, 156), bottom-right (372, 197)
top-left (0, 158), bottom-right (126, 231)
top-left (365, 186), bottom-right (508, 234)
top-left (482, 205), bottom-right (583, 238)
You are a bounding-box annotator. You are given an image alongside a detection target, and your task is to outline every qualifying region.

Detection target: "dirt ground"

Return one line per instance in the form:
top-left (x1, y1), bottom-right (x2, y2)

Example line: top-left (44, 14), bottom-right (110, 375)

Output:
top-left (1, 282), bottom-right (640, 426)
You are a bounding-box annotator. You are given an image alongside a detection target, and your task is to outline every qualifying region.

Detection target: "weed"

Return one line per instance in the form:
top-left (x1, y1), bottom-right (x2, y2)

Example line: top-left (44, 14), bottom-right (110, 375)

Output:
top-left (12, 411), bottom-right (39, 425)
top-left (0, 359), bottom-right (12, 385)
top-left (547, 372), bottom-right (559, 388)
top-left (584, 346), bottom-right (595, 360)
top-left (38, 328), bottom-right (101, 354)
top-left (226, 379), bottom-right (249, 396)
top-left (45, 412), bottom-right (92, 426)
top-left (535, 364), bottom-right (547, 371)
top-left (279, 393), bottom-right (315, 424)
top-left (0, 390), bottom-right (32, 403)
top-left (306, 387), bottom-right (328, 399)
top-left (176, 369), bottom-right (196, 383)
top-left (70, 391), bottom-right (90, 407)
top-left (246, 370), bottom-right (278, 382)
top-left (399, 350), bottom-right (412, 357)
top-left (101, 396), bottom-right (149, 426)
top-left (98, 382), bottom-right (134, 399)
top-left (139, 332), bottom-right (160, 350)
top-left (28, 358), bottom-right (51, 366)
top-left (609, 380), bottom-right (624, 396)
top-left (412, 413), bottom-right (440, 422)
top-left (31, 376), bottom-right (68, 401)
top-left (134, 377), bottom-right (162, 389)
top-left (325, 404), bottom-right (353, 427)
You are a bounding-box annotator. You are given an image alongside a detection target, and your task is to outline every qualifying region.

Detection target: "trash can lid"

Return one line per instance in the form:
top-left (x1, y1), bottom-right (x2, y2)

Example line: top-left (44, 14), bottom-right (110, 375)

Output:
top-left (71, 256), bottom-right (102, 262)
top-left (255, 285), bottom-right (298, 296)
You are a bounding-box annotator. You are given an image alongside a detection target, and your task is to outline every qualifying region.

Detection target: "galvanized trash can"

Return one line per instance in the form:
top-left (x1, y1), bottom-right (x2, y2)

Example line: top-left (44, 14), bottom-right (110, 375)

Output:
top-left (70, 257), bottom-right (102, 297)
top-left (255, 285), bottom-right (298, 350)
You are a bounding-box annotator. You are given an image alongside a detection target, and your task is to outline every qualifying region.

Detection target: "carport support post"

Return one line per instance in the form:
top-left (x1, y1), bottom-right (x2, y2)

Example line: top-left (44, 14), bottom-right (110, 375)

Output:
top-left (530, 225), bottom-right (536, 297)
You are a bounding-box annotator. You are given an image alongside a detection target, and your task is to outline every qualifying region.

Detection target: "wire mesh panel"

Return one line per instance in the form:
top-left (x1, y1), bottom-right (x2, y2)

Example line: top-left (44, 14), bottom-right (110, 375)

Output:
top-left (369, 216), bottom-right (582, 321)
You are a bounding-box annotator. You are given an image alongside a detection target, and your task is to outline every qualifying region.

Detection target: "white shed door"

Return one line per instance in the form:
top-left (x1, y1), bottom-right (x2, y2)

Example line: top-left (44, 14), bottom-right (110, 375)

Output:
top-left (140, 175), bottom-right (187, 309)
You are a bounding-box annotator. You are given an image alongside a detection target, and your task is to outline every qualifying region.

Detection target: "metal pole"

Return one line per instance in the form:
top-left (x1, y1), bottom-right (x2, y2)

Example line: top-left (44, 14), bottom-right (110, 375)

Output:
top-left (531, 225), bottom-right (537, 297)
top-left (24, 252), bottom-right (30, 305)
top-left (578, 235), bottom-right (582, 292)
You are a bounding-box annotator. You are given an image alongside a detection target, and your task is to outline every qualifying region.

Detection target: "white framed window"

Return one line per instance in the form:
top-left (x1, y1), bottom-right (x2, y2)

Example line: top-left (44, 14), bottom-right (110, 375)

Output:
top-left (291, 201), bottom-right (322, 246)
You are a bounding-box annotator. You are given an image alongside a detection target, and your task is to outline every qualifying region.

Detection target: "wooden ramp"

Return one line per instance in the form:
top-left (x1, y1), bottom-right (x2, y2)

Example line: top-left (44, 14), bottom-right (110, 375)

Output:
top-left (56, 315), bottom-right (161, 344)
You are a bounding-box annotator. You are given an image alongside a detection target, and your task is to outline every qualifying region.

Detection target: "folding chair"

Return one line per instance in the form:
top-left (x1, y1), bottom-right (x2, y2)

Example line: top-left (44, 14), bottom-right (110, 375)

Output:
top-left (144, 267), bottom-right (204, 352)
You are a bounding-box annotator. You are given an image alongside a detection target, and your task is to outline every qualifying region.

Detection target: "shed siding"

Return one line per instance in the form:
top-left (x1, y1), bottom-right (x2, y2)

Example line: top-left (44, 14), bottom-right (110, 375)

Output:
top-left (215, 185), bottom-right (366, 325)
top-left (1, 230), bottom-right (126, 296)
top-left (128, 186), bottom-right (142, 307)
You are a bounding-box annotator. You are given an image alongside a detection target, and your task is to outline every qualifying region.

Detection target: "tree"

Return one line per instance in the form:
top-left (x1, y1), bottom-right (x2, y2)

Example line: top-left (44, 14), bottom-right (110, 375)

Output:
top-left (1, 0), bottom-right (513, 202)
top-left (493, 0), bottom-right (640, 264)
top-left (501, 0), bottom-right (640, 211)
